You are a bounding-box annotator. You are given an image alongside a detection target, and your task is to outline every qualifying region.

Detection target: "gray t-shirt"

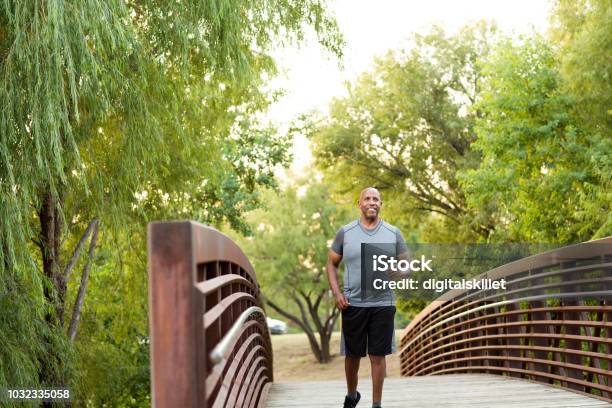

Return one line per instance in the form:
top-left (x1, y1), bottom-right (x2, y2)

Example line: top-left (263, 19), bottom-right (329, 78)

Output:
top-left (331, 219), bottom-right (408, 307)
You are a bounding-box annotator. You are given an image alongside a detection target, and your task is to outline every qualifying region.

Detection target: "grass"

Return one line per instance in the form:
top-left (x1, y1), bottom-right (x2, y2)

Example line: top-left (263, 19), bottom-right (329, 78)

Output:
top-left (270, 330), bottom-right (403, 382)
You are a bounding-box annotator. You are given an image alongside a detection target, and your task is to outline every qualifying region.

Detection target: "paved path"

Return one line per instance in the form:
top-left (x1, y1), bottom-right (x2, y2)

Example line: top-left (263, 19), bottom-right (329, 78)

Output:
top-left (265, 374), bottom-right (610, 408)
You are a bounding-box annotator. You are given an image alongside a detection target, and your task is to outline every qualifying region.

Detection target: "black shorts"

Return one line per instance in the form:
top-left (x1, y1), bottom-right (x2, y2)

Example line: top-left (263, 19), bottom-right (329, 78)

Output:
top-left (341, 305), bottom-right (396, 357)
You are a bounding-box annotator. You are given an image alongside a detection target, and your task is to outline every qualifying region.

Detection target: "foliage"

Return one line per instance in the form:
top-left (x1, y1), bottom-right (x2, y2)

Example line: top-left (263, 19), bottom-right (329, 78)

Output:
top-left (0, 0), bottom-right (343, 403)
top-left (306, 22), bottom-right (498, 241)
top-left (550, 0), bottom-right (612, 238)
top-left (551, 0), bottom-right (612, 133)
top-left (458, 35), bottom-right (611, 243)
top-left (70, 238), bottom-right (150, 407)
top-left (307, 14), bottom-right (610, 245)
top-left (234, 181), bottom-right (350, 362)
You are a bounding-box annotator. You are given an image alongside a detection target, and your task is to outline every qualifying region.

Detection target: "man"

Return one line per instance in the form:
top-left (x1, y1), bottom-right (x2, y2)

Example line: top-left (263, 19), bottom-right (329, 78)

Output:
top-left (327, 187), bottom-right (409, 408)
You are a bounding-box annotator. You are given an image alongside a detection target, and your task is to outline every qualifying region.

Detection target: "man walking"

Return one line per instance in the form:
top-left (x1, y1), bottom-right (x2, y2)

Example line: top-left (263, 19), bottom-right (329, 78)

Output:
top-left (327, 187), bottom-right (409, 408)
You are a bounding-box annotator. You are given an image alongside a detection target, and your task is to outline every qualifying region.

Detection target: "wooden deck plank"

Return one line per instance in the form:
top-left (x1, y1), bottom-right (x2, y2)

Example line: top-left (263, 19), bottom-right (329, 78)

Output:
top-left (265, 374), bottom-right (610, 407)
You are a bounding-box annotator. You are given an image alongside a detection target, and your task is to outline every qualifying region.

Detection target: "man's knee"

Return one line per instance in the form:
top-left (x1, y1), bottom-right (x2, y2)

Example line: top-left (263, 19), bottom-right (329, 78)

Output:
top-left (346, 356), bottom-right (361, 369)
top-left (369, 355), bottom-right (385, 365)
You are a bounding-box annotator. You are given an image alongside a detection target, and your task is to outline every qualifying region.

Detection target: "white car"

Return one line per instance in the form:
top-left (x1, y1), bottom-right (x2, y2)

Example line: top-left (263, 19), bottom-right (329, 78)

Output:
top-left (266, 317), bottom-right (287, 334)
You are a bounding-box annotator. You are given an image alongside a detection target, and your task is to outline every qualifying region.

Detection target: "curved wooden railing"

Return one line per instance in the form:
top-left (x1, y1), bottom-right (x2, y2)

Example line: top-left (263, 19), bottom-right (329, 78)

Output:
top-left (148, 221), bottom-right (273, 408)
top-left (399, 238), bottom-right (612, 402)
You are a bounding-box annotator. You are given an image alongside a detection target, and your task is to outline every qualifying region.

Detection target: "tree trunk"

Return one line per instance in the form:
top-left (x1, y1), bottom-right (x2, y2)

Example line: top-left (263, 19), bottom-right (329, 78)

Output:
top-left (265, 293), bottom-right (339, 364)
top-left (38, 188), bottom-right (68, 407)
top-left (303, 327), bottom-right (323, 362)
top-left (68, 219), bottom-right (99, 341)
top-left (319, 331), bottom-right (331, 363)
top-left (39, 189), bottom-right (64, 323)
top-left (318, 306), bottom-right (340, 363)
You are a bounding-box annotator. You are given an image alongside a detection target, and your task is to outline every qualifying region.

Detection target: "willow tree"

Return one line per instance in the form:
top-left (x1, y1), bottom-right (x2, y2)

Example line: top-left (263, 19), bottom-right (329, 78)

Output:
top-left (0, 0), bottom-right (342, 392)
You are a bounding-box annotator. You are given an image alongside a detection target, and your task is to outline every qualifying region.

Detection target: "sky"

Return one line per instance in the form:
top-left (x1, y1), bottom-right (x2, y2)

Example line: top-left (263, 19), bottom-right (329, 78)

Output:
top-left (267, 0), bottom-right (553, 175)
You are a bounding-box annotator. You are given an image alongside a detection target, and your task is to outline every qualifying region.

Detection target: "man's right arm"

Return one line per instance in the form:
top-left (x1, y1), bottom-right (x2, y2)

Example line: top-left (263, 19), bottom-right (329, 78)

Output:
top-left (327, 250), bottom-right (350, 310)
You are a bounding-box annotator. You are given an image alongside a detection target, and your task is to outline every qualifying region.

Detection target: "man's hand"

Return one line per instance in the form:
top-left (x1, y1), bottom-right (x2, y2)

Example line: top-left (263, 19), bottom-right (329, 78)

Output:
top-left (333, 291), bottom-right (350, 310)
top-left (328, 250), bottom-right (349, 310)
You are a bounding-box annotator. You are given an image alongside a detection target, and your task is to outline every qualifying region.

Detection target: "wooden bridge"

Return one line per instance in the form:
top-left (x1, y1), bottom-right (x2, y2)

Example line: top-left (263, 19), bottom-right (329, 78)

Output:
top-left (147, 221), bottom-right (611, 407)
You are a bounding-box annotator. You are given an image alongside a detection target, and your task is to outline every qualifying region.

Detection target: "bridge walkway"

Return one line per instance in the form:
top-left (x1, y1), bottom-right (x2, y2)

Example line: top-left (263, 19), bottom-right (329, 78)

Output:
top-left (265, 374), bottom-right (611, 408)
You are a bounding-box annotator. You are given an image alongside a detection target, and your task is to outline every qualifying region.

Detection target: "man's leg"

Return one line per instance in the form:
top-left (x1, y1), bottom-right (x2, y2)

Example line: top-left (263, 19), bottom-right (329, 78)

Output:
top-left (345, 356), bottom-right (361, 395)
top-left (366, 306), bottom-right (396, 407)
top-left (341, 306), bottom-right (367, 405)
top-left (369, 355), bottom-right (386, 403)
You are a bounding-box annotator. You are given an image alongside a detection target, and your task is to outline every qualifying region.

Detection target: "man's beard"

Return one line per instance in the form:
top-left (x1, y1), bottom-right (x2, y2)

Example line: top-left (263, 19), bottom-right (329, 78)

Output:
top-left (364, 210), bottom-right (378, 221)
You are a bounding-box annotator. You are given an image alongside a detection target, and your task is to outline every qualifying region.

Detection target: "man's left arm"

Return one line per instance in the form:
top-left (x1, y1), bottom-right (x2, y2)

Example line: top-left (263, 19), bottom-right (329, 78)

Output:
top-left (389, 228), bottom-right (410, 279)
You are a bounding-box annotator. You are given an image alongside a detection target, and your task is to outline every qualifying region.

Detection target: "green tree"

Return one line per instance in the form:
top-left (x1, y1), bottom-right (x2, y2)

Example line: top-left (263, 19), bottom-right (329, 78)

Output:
top-left (550, 0), bottom-right (612, 238)
top-left (551, 0), bottom-right (612, 135)
top-left (458, 35), bottom-right (611, 243)
top-left (306, 22), bottom-right (498, 241)
top-left (238, 182), bottom-right (349, 363)
top-left (0, 0), bottom-right (343, 398)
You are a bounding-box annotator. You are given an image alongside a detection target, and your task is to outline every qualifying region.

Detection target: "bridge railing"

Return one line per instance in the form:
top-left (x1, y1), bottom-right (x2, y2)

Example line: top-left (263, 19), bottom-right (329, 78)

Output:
top-left (399, 238), bottom-right (612, 402)
top-left (148, 221), bottom-right (273, 408)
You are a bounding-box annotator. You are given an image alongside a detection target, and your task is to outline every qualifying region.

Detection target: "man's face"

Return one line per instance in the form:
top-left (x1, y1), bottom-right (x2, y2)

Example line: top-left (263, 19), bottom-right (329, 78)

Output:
top-left (359, 189), bottom-right (382, 221)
